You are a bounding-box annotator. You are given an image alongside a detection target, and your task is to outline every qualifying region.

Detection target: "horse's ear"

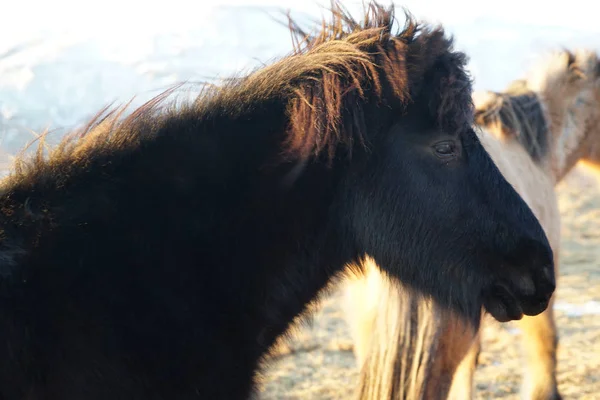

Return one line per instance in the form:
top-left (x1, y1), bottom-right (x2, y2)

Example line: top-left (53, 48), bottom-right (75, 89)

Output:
top-left (567, 53), bottom-right (586, 84)
top-left (565, 49), bottom-right (576, 68)
top-left (563, 49), bottom-right (600, 85)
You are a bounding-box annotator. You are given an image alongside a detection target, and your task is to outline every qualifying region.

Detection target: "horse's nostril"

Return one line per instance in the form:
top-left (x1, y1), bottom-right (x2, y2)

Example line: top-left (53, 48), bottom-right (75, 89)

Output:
top-left (537, 264), bottom-right (556, 297)
top-left (542, 264), bottom-right (554, 283)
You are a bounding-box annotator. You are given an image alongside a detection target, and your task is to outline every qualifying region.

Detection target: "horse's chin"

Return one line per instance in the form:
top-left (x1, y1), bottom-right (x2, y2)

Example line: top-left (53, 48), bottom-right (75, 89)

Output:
top-left (520, 296), bottom-right (552, 316)
top-left (482, 283), bottom-right (524, 323)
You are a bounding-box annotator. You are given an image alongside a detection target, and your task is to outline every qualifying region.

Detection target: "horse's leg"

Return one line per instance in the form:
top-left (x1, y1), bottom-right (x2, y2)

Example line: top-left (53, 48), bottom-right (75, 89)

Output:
top-left (446, 329), bottom-right (481, 400)
top-left (516, 295), bottom-right (560, 400)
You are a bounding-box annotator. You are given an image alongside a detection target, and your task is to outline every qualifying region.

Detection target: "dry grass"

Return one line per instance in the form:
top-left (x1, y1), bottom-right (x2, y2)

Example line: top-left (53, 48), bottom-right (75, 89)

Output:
top-left (256, 164), bottom-right (600, 400)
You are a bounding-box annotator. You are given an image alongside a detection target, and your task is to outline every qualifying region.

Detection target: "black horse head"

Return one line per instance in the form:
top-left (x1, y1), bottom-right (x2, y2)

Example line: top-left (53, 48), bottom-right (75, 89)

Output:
top-left (0, 2), bottom-right (554, 399)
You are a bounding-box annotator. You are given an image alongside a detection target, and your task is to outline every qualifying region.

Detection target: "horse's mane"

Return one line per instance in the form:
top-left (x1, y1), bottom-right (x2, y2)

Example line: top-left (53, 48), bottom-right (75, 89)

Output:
top-left (474, 80), bottom-right (549, 161)
top-left (6, 1), bottom-right (474, 188)
top-left (281, 1), bottom-right (474, 158)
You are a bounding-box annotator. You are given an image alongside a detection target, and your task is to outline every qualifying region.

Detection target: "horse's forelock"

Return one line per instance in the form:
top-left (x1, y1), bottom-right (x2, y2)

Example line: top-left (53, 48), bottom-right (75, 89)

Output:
top-left (277, 1), bottom-right (475, 163)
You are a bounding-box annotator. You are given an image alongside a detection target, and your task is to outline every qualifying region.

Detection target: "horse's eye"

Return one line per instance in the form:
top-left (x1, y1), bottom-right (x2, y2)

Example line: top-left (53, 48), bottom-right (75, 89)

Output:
top-left (433, 141), bottom-right (456, 158)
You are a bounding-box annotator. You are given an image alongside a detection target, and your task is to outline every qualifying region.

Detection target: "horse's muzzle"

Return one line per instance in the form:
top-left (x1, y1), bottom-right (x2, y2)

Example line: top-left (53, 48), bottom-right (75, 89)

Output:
top-left (483, 262), bottom-right (555, 323)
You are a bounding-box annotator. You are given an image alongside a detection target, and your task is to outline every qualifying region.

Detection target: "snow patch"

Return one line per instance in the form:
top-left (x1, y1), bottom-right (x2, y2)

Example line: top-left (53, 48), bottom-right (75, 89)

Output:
top-left (554, 301), bottom-right (600, 317)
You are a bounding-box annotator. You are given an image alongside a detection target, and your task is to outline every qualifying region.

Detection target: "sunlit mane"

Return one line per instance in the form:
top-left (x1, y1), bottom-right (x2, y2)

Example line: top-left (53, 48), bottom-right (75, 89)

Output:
top-left (6, 1), bottom-right (474, 190)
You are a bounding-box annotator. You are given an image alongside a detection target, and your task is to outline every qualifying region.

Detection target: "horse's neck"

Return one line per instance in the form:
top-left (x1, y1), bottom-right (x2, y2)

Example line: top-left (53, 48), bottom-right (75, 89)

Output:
top-left (224, 163), bottom-right (349, 355)
top-left (477, 129), bottom-right (550, 183)
top-left (545, 95), bottom-right (600, 183)
top-left (556, 123), bottom-right (600, 181)
top-left (549, 120), bottom-right (587, 183)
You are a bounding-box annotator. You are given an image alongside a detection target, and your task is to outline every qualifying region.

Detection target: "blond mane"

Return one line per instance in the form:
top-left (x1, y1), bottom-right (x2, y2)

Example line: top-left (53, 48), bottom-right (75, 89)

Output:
top-left (474, 81), bottom-right (549, 161)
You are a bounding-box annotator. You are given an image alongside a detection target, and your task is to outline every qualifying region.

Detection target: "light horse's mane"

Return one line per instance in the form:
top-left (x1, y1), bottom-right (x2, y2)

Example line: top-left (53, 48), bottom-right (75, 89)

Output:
top-left (5, 1), bottom-right (473, 192)
top-left (474, 80), bottom-right (549, 161)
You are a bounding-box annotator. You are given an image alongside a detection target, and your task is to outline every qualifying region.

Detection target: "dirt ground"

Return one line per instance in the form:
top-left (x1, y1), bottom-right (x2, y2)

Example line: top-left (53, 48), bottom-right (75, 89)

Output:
top-left (256, 164), bottom-right (600, 400)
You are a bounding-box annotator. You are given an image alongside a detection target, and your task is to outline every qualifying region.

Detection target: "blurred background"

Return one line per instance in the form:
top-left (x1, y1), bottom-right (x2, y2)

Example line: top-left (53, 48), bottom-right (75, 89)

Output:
top-left (0, 1), bottom-right (598, 398)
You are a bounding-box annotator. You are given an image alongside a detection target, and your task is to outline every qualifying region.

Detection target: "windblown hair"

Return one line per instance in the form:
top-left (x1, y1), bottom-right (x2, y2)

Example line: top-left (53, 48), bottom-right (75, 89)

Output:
top-left (5, 1), bottom-right (473, 190)
top-left (474, 80), bottom-right (549, 161)
top-left (284, 2), bottom-right (474, 159)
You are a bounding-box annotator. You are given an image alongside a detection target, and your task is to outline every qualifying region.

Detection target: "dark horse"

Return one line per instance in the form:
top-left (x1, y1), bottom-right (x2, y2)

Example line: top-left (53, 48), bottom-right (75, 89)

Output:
top-left (0, 2), bottom-right (555, 399)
